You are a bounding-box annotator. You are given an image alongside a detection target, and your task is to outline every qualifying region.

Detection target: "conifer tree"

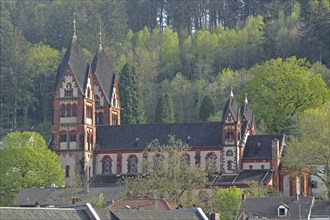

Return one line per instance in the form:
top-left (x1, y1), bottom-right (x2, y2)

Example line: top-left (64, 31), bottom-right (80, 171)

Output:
top-left (199, 96), bottom-right (215, 122)
top-left (119, 63), bottom-right (146, 124)
top-left (155, 93), bottom-right (175, 123)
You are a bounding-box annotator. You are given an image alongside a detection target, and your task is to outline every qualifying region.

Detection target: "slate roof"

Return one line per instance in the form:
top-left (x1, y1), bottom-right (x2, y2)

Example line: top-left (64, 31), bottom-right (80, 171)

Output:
top-left (310, 200), bottom-right (330, 217)
top-left (109, 209), bottom-right (207, 220)
top-left (211, 170), bottom-right (273, 186)
top-left (107, 198), bottom-right (177, 211)
top-left (0, 207), bottom-right (90, 220)
top-left (222, 92), bottom-right (240, 121)
top-left (241, 99), bottom-right (254, 123)
top-left (243, 134), bottom-right (285, 158)
top-left (88, 174), bottom-right (136, 187)
top-left (14, 187), bottom-right (123, 207)
top-left (91, 47), bottom-right (116, 105)
top-left (96, 122), bottom-right (222, 150)
top-left (238, 196), bottom-right (314, 219)
top-left (55, 37), bottom-right (89, 93)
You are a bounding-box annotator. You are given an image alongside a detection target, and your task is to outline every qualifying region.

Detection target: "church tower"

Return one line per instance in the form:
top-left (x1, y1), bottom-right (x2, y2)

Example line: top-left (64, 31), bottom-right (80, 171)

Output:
top-left (91, 28), bottom-right (120, 126)
top-left (221, 89), bottom-right (242, 174)
top-left (51, 16), bottom-right (96, 186)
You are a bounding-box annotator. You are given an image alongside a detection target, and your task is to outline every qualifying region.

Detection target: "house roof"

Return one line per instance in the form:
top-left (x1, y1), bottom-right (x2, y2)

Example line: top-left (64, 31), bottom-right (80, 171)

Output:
top-left (96, 122), bottom-right (222, 150)
top-left (0, 207), bottom-right (90, 220)
top-left (91, 47), bottom-right (115, 105)
top-left (109, 208), bottom-right (207, 220)
top-left (88, 174), bottom-right (137, 187)
top-left (243, 134), bottom-right (285, 158)
top-left (14, 187), bottom-right (123, 207)
top-left (238, 196), bottom-right (314, 219)
top-left (311, 200), bottom-right (330, 217)
top-left (106, 198), bottom-right (177, 211)
top-left (55, 37), bottom-right (89, 93)
top-left (211, 170), bottom-right (273, 186)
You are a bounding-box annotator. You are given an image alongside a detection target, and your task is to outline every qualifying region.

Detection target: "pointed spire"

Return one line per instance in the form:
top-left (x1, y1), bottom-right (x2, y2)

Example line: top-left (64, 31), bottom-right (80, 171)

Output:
top-left (73, 13), bottom-right (77, 39)
top-left (245, 93), bottom-right (248, 104)
top-left (98, 25), bottom-right (103, 50)
top-left (230, 87), bottom-right (234, 98)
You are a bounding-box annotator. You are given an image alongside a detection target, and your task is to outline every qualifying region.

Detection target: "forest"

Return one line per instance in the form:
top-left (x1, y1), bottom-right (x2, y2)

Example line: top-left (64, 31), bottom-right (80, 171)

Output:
top-left (1, 0), bottom-right (329, 138)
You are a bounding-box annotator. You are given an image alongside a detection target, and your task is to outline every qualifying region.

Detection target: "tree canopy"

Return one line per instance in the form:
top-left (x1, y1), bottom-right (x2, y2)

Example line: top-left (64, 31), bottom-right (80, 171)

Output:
top-left (214, 187), bottom-right (241, 220)
top-left (282, 102), bottom-right (330, 200)
top-left (242, 56), bottom-right (330, 133)
top-left (118, 63), bottom-right (146, 124)
top-left (0, 131), bottom-right (64, 206)
top-left (154, 93), bottom-right (175, 123)
top-left (120, 137), bottom-right (208, 205)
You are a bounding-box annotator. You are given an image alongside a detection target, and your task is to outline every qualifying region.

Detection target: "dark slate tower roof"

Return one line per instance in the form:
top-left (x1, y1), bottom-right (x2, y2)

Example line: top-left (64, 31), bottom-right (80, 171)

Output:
top-left (91, 46), bottom-right (115, 104)
top-left (55, 37), bottom-right (89, 93)
top-left (241, 93), bottom-right (254, 123)
top-left (222, 89), bottom-right (240, 121)
top-left (96, 122), bottom-right (223, 150)
top-left (243, 134), bottom-right (285, 158)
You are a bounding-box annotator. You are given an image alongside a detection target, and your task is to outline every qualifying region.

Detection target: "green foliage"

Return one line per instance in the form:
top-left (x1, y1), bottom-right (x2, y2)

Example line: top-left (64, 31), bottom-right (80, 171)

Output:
top-left (120, 137), bottom-right (208, 205)
top-left (247, 181), bottom-right (281, 198)
top-left (119, 63), bottom-right (146, 124)
top-left (214, 187), bottom-right (241, 220)
top-left (199, 96), bottom-right (215, 122)
top-left (155, 93), bottom-right (175, 123)
top-left (90, 193), bottom-right (105, 208)
top-left (283, 102), bottom-right (330, 199)
top-left (0, 132), bottom-right (64, 206)
top-left (281, 115), bottom-right (301, 140)
top-left (242, 56), bottom-right (330, 133)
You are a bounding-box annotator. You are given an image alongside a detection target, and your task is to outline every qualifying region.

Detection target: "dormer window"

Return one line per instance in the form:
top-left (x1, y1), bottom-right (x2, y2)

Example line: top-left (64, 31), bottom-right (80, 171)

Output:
top-left (277, 204), bottom-right (289, 217)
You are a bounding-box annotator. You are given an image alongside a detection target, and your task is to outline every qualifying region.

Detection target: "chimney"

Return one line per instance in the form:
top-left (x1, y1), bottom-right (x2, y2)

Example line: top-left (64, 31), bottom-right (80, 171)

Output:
top-left (72, 197), bottom-right (82, 204)
top-left (271, 139), bottom-right (280, 170)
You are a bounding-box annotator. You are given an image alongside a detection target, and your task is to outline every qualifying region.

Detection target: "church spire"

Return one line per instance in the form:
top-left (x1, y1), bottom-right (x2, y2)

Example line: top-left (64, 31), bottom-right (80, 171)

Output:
top-left (98, 25), bottom-right (103, 50)
top-left (230, 87), bottom-right (234, 98)
top-left (73, 13), bottom-right (77, 39)
top-left (244, 93), bottom-right (248, 104)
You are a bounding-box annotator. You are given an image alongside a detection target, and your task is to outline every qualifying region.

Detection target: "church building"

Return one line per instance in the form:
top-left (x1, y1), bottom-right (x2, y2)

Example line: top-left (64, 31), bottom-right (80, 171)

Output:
top-left (50, 21), bottom-right (307, 197)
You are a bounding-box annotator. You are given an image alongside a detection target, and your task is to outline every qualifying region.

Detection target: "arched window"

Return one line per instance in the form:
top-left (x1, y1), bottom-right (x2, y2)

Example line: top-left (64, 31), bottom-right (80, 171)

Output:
top-left (226, 150), bottom-right (233, 156)
top-left (70, 132), bottom-right (76, 142)
top-left (227, 161), bottom-right (232, 170)
top-left (226, 131), bottom-right (234, 140)
top-left (205, 152), bottom-right (217, 173)
top-left (128, 155), bottom-right (138, 173)
top-left (183, 154), bottom-right (190, 165)
top-left (72, 104), bottom-right (77, 116)
top-left (103, 158), bottom-right (111, 174)
top-left (60, 104), bottom-right (65, 117)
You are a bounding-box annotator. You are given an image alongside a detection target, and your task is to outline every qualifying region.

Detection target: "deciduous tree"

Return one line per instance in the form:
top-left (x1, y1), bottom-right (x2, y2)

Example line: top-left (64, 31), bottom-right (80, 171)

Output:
top-left (120, 137), bottom-right (207, 205)
top-left (0, 132), bottom-right (64, 206)
top-left (214, 187), bottom-right (241, 220)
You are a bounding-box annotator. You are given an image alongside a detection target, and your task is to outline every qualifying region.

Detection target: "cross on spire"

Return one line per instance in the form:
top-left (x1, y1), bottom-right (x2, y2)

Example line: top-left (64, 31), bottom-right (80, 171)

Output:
top-left (73, 13), bottom-right (77, 39)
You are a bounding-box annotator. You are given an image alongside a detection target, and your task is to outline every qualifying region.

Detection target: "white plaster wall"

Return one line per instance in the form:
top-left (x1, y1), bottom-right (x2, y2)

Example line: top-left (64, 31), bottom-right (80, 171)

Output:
top-left (60, 142), bottom-right (68, 150)
top-left (311, 166), bottom-right (328, 196)
top-left (60, 75), bottom-right (78, 98)
top-left (86, 154), bottom-right (93, 179)
top-left (223, 147), bottom-right (236, 173)
top-left (242, 162), bottom-right (270, 170)
top-left (122, 152), bottom-right (143, 173)
top-left (60, 117), bottom-right (77, 123)
top-left (85, 78), bottom-right (93, 98)
top-left (69, 142), bottom-right (76, 150)
top-left (61, 154), bottom-right (76, 186)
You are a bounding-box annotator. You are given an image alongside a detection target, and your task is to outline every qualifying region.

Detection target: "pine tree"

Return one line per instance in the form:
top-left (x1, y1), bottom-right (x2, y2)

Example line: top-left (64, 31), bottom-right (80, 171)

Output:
top-left (155, 93), bottom-right (175, 123)
top-left (199, 96), bottom-right (214, 122)
top-left (119, 63), bottom-right (146, 124)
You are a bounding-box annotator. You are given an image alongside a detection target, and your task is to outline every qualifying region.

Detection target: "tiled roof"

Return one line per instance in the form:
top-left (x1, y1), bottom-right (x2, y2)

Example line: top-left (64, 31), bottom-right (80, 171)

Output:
top-left (243, 134), bottom-right (285, 158)
top-left (238, 196), bottom-right (314, 219)
top-left (55, 38), bottom-right (89, 93)
top-left (107, 198), bottom-right (177, 211)
top-left (88, 174), bottom-right (136, 187)
top-left (0, 207), bottom-right (90, 220)
top-left (91, 48), bottom-right (115, 104)
top-left (96, 122), bottom-right (222, 150)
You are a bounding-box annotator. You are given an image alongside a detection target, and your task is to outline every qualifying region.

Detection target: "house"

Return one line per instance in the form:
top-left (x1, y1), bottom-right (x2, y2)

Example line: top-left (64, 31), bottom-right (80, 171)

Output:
top-left (237, 196), bottom-right (329, 220)
top-left (50, 17), bottom-right (298, 195)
